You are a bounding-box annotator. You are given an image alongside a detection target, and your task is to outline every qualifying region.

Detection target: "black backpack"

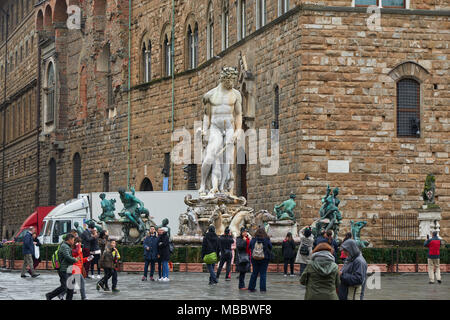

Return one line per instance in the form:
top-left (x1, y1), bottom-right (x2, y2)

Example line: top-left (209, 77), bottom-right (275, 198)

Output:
top-left (300, 243), bottom-right (309, 256)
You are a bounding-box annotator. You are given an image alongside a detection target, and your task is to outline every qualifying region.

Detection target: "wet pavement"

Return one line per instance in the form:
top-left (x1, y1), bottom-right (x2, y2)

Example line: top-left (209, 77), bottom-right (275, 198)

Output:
top-left (0, 270), bottom-right (448, 300)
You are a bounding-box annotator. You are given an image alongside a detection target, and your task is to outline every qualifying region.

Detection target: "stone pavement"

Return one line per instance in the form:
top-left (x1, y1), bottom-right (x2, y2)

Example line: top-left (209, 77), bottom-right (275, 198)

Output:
top-left (0, 270), bottom-right (448, 300)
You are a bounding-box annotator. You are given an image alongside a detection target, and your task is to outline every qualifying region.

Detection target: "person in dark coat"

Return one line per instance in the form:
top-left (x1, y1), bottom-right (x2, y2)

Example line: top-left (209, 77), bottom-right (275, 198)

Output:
top-left (201, 226), bottom-right (220, 285)
top-left (314, 230), bottom-right (339, 262)
top-left (89, 228), bottom-right (101, 278)
top-left (235, 227), bottom-right (251, 290)
top-left (81, 222), bottom-right (95, 278)
top-left (157, 227), bottom-right (171, 281)
top-left (282, 232), bottom-right (296, 276)
top-left (338, 239), bottom-right (368, 300)
top-left (248, 227), bottom-right (272, 292)
top-left (21, 227), bottom-right (39, 278)
top-left (29, 231), bottom-right (42, 275)
top-left (142, 226), bottom-right (159, 281)
top-left (216, 227), bottom-right (234, 281)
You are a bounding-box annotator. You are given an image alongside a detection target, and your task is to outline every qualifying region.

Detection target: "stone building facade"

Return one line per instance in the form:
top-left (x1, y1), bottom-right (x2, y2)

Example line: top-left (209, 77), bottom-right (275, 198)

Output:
top-left (0, 0), bottom-right (39, 239)
top-left (0, 0), bottom-right (449, 244)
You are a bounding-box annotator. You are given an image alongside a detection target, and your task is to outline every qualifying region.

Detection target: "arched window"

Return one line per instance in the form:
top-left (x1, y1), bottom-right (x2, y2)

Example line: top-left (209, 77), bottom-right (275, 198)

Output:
top-left (140, 178), bottom-right (154, 191)
top-left (164, 33), bottom-right (172, 76)
top-left (48, 158), bottom-right (57, 205)
top-left (397, 78), bottom-right (420, 137)
top-left (142, 39), bottom-right (151, 82)
top-left (45, 62), bottom-right (55, 124)
top-left (206, 2), bottom-right (214, 60)
top-left (237, 0), bottom-right (247, 41)
top-left (73, 153), bottom-right (81, 198)
top-left (256, 0), bottom-right (266, 30)
top-left (221, 0), bottom-right (229, 50)
top-left (187, 23), bottom-right (198, 70)
top-left (273, 85), bottom-right (279, 129)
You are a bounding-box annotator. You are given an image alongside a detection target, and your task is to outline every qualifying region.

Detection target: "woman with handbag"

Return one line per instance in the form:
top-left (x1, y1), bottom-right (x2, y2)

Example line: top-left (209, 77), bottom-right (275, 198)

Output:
top-left (235, 227), bottom-right (251, 290)
top-left (201, 226), bottom-right (220, 285)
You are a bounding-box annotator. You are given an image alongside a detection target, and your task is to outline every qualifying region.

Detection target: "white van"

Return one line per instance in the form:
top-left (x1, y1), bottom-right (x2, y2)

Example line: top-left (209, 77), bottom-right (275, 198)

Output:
top-left (38, 190), bottom-right (197, 245)
top-left (38, 195), bottom-right (90, 244)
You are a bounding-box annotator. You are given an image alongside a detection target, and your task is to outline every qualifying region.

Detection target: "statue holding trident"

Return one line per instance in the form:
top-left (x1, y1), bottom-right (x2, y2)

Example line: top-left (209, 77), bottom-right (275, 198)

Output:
top-left (198, 67), bottom-right (243, 196)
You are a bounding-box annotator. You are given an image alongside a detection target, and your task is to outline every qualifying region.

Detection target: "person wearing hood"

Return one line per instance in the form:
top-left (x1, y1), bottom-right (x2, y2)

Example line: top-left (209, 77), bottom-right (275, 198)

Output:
top-left (295, 226), bottom-right (314, 276)
top-left (338, 239), bottom-right (367, 300)
top-left (201, 226), bottom-right (220, 285)
top-left (248, 227), bottom-right (273, 292)
top-left (299, 242), bottom-right (340, 300)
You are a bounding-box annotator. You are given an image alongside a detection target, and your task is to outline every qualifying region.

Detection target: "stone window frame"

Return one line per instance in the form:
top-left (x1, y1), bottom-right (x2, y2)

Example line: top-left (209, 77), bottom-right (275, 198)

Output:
top-left (352, 0), bottom-right (409, 9)
top-left (388, 61), bottom-right (429, 139)
top-left (256, 0), bottom-right (267, 30)
top-left (43, 58), bottom-right (57, 131)
top-left (237, 0), bottom-right (247, 41)
top-left (185, 15), bottom-right (199, 71)
top-left (278, 0), bottom-right (290, 17)
top-left (221, 0), bottom-right (229, 51)
top-left (140, 32), bottom-right (152, 83)
top-left (206, 0), bottom-right (214, 60)
top-left (161, 23), bottom-right (173, 77)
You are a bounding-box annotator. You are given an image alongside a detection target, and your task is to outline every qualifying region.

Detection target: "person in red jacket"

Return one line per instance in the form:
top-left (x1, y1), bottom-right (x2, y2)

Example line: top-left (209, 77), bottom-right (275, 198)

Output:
top-left (72, 238), bottom-right (93, 300)
top-left (424, 231), bottom-right (442, 284)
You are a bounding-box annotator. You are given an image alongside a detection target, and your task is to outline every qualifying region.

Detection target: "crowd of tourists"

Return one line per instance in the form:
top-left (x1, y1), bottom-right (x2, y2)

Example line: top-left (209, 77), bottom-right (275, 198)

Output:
top-left (16, 222), bottom-right (443, 300)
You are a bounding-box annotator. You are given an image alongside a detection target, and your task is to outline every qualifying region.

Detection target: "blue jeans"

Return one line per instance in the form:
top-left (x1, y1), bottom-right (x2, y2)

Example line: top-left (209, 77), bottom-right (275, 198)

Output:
top-left (144, 259), bottom-right (156, 278)
top-left (239, 272), bottom-right (246, 289)
top-left (162, 261), bottom-right (169, 278)
top-left (248, 260), bottom-right (269, 291)
top-left (207, 264), bottom-right (217, 283)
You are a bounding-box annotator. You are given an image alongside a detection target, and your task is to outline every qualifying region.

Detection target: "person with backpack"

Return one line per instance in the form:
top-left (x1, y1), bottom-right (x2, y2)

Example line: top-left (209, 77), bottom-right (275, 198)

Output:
top-left (235, 227), bottom-right (251, 290)
top-left (248, 227), bottom-right (272, 292)
top-left (201, 226), bottom-right (220, 285)
top-left (295, 226), bottom-right (314, 276)
top-left (216, 227), bottom-right (234, 281)
top-left (46, 233), bottom-right (80, 300)
top-left (142, 227), bottom-right (159, 281)
top-left (157, 227), bottom-right (171, 282)
top-left (282, 232), bottom-right (296, 277)
top-left (97, 240), bottom-right (120, 292)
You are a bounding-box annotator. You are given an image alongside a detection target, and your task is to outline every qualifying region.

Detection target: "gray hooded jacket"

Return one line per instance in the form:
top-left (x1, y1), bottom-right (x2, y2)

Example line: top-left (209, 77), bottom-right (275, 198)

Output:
top-left (338, 239), bottom-right (368, 300)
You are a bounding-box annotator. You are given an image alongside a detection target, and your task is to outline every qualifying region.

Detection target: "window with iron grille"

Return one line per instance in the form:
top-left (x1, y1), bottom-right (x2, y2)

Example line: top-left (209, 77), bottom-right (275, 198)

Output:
top-left (273, 85), bottom-right (279, 129)
top-left (397, 78), bottom-right (420, 138)
top-left (73, 153), bottom-right (81, 198)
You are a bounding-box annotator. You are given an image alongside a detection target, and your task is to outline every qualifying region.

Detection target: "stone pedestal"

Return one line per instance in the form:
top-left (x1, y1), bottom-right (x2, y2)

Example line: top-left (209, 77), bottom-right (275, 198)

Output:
top-left (418, 208), bottom-right (441, 239)
top-left (266, 220), bottom-right (298, 239)
top-left (179, 193), bottom-right (255, 237)
top-left (103, 221), bottom-right (125, 242)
